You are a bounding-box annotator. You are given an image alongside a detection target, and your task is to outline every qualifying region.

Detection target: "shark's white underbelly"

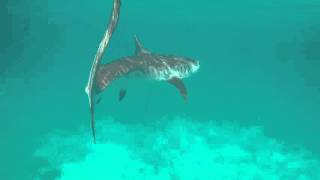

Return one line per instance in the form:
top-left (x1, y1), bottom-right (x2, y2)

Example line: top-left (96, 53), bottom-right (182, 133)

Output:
top-left (145, 62), bottom-right (200, 81)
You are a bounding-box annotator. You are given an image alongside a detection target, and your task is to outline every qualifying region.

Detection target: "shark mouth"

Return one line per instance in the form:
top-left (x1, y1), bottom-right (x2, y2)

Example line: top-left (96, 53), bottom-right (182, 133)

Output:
top-left (145, 58), bottom-right (200, 81)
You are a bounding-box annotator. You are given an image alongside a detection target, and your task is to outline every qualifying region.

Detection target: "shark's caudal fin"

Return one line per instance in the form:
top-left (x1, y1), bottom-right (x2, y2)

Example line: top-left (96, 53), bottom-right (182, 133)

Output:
top-left (85, 0), bottom-right (121, 144)
top-left (90, 103), bottom-right (96, 144)
top-left (134, 35), bottom-right (149, 55)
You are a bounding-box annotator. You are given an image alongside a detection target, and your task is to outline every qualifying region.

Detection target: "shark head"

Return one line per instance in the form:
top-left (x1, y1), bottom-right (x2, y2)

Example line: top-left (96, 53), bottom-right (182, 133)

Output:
top-left (143, 55), bottom-right (200, 81)
top-left (133, 36), bottom-right (200, 81)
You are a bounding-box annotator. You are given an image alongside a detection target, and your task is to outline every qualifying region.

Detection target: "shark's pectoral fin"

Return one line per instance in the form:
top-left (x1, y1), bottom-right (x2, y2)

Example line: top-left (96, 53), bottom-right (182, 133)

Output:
top-left (168, 77), bottom-right (188, 101)
top-left (119, 89), bottom-right (127, 102)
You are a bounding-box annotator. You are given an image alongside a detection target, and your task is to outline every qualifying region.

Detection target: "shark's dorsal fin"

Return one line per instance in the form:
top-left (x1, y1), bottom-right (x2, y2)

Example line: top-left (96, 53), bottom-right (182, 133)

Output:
top-left (134, 35), bottom-right (149, 55)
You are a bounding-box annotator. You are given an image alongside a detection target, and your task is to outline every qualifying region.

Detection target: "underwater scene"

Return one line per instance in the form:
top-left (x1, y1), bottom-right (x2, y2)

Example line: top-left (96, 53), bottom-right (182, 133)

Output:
top-left (1, 0), bottom-right (320, 179)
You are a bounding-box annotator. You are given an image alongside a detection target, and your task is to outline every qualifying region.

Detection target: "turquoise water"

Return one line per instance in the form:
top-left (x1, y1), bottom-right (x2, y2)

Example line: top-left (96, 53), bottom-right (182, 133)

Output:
top-left (1, 0), bottom-right (320, 179)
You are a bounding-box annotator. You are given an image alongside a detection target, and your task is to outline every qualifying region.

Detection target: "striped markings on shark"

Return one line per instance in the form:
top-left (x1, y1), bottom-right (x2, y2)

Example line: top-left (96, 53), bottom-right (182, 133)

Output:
top-left (85, 0), bottom-right (199, 143)
top-left (95, 36), bottom-right (200, 102)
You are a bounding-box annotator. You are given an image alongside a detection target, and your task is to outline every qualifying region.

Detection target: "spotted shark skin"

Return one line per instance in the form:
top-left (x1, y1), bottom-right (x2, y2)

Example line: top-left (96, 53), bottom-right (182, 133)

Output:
top-left (85, 0), bottom-right (199, 143)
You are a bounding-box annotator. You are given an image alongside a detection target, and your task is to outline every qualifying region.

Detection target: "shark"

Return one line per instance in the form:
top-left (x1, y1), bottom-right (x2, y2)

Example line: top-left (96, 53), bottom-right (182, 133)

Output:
top-left (85, 0), bottom-right (200, 143)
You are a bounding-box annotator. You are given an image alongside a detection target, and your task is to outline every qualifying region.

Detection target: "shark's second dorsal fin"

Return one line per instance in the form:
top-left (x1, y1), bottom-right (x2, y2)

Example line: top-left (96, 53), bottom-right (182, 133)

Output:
top-left (134, 35), bottom-right (149, 55)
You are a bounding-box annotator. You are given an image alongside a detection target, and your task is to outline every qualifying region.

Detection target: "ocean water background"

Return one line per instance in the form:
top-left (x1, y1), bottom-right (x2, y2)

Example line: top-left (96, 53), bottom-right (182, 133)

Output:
top-left (1, 0), bottom-right (320, 179)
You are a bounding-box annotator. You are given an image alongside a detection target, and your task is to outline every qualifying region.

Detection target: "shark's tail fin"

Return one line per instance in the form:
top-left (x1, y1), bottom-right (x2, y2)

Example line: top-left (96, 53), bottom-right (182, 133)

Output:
top-left (85, 0), bottom-right (121, 144)
top-left (90, 97), bottom-right (96, 144)
top-left (90, 96), bottom-right (96, 144)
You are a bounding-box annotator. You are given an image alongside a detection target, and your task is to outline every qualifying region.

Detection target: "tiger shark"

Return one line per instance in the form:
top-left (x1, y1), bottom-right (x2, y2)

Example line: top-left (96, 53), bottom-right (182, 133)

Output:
top-left (85, 0), bottom-right (200, 143)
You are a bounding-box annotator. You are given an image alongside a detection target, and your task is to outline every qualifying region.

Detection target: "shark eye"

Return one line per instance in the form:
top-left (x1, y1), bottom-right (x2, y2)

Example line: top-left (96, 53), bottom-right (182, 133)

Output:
top-left (191, 60), bottom-right (199, 65)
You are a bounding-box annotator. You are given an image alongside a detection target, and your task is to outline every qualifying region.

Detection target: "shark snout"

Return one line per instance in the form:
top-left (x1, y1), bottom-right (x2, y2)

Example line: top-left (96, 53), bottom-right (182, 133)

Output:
top-left (192, 60), bottom-right (199, 66)
top-left (186, 58), bottom-right (199, 68)
top-left (186, 58), bottom-right (200, 74)
top-left (182, 57), bottom-right (199, 66)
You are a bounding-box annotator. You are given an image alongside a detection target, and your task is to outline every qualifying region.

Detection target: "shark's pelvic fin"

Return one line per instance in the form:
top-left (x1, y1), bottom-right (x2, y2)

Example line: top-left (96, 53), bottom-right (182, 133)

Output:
top-left (96, 97), bottom-right (102, 104)
top-left (118, 89), bottom-right (127, 101)
top-left (134, 35), bottom-right (149, 55)
top-left (168, 77), bottom-right (188, 101)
